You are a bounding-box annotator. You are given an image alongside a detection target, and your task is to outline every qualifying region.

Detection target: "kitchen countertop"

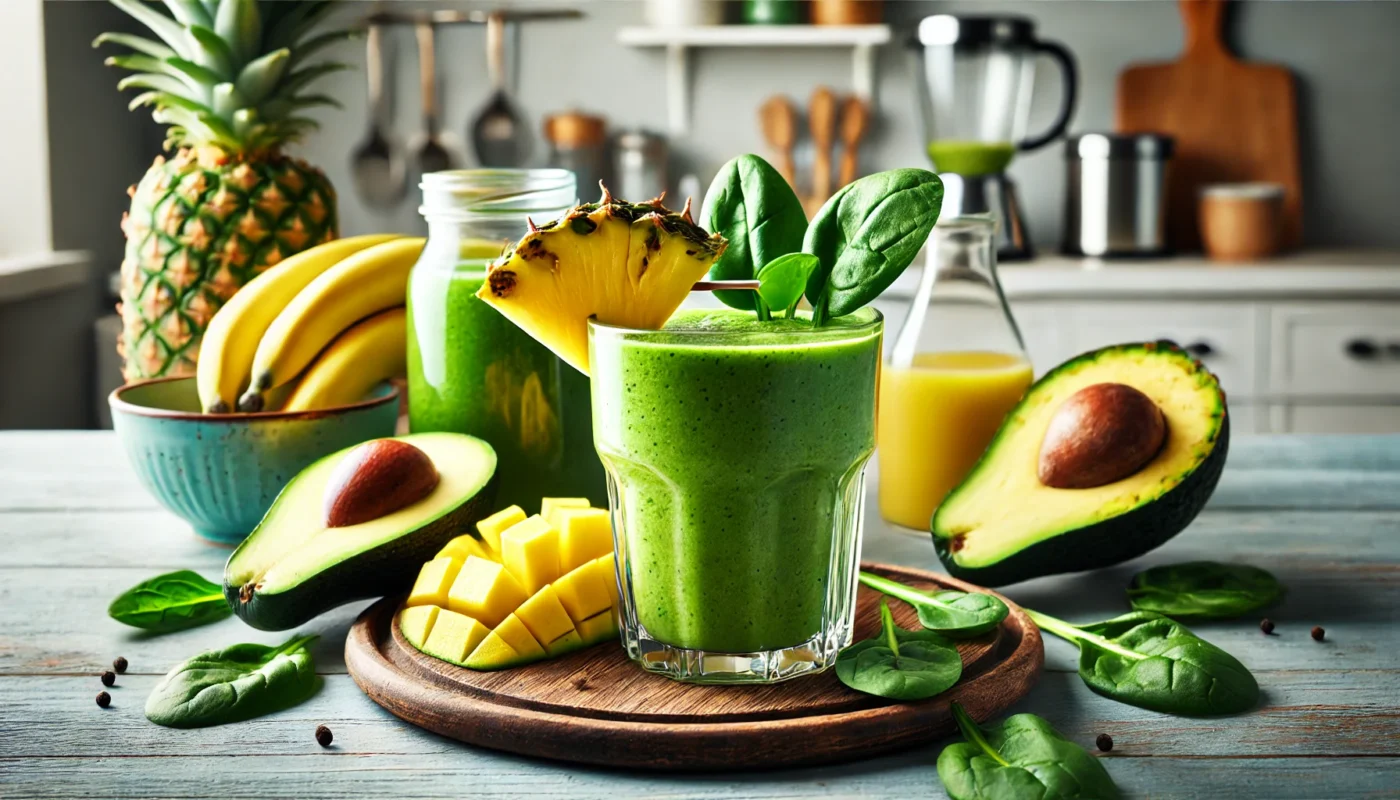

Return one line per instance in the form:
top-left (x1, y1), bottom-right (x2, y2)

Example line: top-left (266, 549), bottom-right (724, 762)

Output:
top-left (1, 432), bottom-right (1397, 798)
top-left (0, 250), bottom-right (89, 304)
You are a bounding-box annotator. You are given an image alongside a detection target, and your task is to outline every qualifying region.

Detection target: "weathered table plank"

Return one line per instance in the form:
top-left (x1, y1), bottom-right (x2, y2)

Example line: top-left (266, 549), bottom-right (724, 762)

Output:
top-left (1, 432), bottom-right (1397, 799)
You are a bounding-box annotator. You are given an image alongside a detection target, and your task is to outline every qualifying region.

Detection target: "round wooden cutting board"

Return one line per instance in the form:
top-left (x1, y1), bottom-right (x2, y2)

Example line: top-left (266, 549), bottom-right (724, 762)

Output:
top-left (345, 562), bottom-right (1043, 771)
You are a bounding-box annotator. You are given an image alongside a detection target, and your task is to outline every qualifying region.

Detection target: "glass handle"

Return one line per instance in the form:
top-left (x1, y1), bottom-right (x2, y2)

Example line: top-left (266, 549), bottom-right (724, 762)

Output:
top-left (1018, 39), bottom-right (1078, 153)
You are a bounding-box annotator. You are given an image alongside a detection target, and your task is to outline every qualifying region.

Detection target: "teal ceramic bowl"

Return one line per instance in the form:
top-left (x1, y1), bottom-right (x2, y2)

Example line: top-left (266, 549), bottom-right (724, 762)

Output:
top-left (110, 377), bottom-right (400, 545)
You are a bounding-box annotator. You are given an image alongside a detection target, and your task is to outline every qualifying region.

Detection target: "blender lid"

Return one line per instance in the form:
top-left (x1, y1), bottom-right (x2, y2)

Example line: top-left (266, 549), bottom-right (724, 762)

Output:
top-left (1065, 132), bottom-right (1174, 160)
top-left (913, 15), bottom-right (1038, 47)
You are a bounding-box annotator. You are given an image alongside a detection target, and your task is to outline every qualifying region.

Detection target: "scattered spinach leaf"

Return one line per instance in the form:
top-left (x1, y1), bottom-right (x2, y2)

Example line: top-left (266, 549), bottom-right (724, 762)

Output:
top-left (1127, 561), bottom-right (1283, 619)
top-left (859, 571), bottom-right (1008, 638)
top-left (937, 702), bottom-right (1121, 800)
top-left (802, 168), bottom-right (943, 325)
top-left (757, 253), bottom-right (820, 317)
top-left (145, 634), bottom-right (321, 728)
top-left (1027, 609), bottom-right (1258, 716)
top-left (835, 599), bottom-right (962, 700)
top-left (108, 569), bottom-right (232, 632)
top-left (701, 154), bottom-right (808, 315)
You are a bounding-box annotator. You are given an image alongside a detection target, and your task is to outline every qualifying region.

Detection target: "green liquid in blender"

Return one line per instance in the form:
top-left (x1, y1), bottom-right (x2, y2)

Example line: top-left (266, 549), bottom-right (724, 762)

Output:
top-left (926, 141), bottom-right (1016, 177)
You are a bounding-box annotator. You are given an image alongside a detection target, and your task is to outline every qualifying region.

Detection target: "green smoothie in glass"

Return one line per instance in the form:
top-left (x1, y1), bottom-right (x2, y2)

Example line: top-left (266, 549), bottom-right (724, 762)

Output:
top-left (926, 140), bottom-right (1016, 176)
top-left (590, 308), bottom-right (882, 680)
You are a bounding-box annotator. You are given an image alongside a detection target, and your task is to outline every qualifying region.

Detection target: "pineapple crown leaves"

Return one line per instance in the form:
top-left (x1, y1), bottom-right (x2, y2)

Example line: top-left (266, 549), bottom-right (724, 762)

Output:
top-left (521, 182), bottom-right (727, 260)
top-left (96, 0), bottom-right (354, 155)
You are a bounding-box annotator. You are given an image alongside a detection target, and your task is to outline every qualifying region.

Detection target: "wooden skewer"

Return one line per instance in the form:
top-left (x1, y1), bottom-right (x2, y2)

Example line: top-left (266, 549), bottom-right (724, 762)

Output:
top-left (691, 280), bottom-right (759, 292)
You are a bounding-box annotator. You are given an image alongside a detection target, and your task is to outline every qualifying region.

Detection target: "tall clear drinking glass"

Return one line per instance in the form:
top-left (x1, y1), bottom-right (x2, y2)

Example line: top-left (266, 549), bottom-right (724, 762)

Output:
top-left (589, 309), bottom-right (883, 683)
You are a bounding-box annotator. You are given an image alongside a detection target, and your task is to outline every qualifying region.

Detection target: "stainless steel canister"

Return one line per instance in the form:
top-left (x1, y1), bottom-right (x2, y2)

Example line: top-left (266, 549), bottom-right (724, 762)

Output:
top-left (1062, 133), bottom-right (1173, 257)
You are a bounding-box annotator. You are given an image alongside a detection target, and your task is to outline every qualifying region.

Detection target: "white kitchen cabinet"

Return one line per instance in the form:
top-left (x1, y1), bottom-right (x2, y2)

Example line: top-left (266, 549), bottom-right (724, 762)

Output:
top-left (1270, 404), bottom-right (1400, 434)
top-left (1269, 303), bottom-right (1400, 397)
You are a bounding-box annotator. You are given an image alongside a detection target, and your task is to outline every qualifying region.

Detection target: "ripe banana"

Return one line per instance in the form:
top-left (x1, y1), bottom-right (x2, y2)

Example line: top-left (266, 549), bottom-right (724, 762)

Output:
top-left (282, 307), bottom-right (407, 412)
top-left (196, 234), bottom-right (401, 413)
top-left (241, 237), bottom-right (425, 410)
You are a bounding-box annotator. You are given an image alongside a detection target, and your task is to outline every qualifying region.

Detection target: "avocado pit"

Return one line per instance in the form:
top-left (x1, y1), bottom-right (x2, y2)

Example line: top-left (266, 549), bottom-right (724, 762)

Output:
top-left (1038, 382), bottom-right (1167, 489)
top-left (323, 439), bottom-right (440, 528)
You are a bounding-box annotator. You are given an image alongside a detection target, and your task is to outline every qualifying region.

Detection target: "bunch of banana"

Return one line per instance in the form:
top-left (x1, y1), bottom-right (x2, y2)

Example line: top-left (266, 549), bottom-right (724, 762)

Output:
top-left (196, 236), bottom-right (426, 414)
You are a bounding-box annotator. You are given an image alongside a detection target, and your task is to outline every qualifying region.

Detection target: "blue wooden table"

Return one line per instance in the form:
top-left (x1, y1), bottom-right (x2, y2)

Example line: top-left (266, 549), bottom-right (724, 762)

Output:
top-left (1, 432), bottom-right (1396, 798)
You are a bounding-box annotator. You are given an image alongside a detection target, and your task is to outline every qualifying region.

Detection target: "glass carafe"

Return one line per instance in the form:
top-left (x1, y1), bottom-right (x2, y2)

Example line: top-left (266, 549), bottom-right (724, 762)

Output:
top-left (877, 216), bottom-right (1033, 531)
top-left (407, 169), bottom-right (607, 510)
top-left (914, 15), bottom-right (1077, 176)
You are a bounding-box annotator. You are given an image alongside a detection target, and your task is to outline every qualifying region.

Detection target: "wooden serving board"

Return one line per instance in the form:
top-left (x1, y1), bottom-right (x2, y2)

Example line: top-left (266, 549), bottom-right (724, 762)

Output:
top-left (345, 562), bottom-right (1043, 771)
top-left (1116, 0), bottom-right (1301, 251)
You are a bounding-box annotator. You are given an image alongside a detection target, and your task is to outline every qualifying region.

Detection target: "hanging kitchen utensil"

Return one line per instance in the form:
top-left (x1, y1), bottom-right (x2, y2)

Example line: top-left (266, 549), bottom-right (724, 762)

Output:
top-left (758, 96), bottom-right (799, 190)
top-left (471, 12), bottom-right (531, 167)
top-left (412, 20), bottom-right (455, 175)
top-left (838, 95), bottom-right (868, 187)
top-left (806, 86), bottom-right (838, 215)
top-left (350, 22), bottom-right (408, 208)
top-left (1116, 0), bottom-right (1301, 251)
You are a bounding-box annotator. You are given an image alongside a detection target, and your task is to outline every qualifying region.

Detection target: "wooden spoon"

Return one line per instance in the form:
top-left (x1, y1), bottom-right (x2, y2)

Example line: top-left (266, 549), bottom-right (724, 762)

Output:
top-left (758, 96), bottom-right (799, 189)
top-left (838, 95), bottom-right (869, 188)
top-left (809, 86), bottom-right (837, 207)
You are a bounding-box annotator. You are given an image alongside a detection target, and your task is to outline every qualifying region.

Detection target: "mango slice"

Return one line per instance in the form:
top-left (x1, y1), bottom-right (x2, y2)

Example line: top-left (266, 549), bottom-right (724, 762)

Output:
top-left (500, 515), bottom-right (561, 595)
top-left (464, 631), bottom-right (522, 670)
top-left (544, 628), bottom-right (585, 657)
top-left (493, 612), bottom-right (547, 660)
top-left (399, 604), bottom-right (439, 646)
top-left (513, 584), bottom-right (576, 646)
top-left (436, 533), bottom-right (496, 563)
top-left (476, 505), bottom-right (527, 553)
top-left (577, 609), bottom-right (620, 644)
top-left (556, 508), bottom-right (613, 573)
top-left (407, 556), bottom-right (462, 608)
top-left (447, 556), bottom-right (529, 628)
top-left (423, 608), bottom-right (491, 664)
top-left (597, 554), bottom-right (621, 608)
top-left (541, 497), bottom-right (591, 527)
top-left (553, 557), bottom-right (615, 624)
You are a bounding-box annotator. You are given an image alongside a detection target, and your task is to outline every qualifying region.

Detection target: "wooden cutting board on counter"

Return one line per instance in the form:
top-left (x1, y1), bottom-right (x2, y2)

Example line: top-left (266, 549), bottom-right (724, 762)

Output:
top-left (1116, 0), bottom-right (1301, 251)
top-left (345, 562), bottom-right (1043, 771)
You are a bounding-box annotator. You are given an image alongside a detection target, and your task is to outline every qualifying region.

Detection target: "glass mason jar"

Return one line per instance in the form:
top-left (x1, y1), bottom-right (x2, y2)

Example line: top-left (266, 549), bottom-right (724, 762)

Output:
top-left (407, 170), bottom-right (607, 509)
top-left (878, 216), bottom-right (1032, 531)
top-left (590, 309), bottom-right (883, 683)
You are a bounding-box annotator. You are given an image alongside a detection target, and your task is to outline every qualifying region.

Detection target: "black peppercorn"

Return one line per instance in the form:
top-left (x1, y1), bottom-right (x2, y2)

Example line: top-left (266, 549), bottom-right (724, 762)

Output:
top-left (1096, 733), bottom-right (1113, 752)
top-left (315, 724), bottom-right (333, 747)
top-left (1311, 626), bottom-right (1325, 641)
top-left (100, 671), bottom-right (116, 687)
top-left (96, 691), bottom-right (111, 708)
top-left (1260, 618), bottom-right (1275, 635)
top-left (113, 657), bottom-right (128, 674)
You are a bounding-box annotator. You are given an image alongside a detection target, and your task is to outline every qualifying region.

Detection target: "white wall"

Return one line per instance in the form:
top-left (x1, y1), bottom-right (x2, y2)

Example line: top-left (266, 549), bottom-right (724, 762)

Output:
top-left (0, 0), bottom-right (53, 257)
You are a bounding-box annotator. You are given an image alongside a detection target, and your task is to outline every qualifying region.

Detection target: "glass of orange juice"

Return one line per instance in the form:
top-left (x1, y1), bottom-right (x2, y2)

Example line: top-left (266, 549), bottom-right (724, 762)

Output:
top-left (878, 216), bottom-right (1033, 531)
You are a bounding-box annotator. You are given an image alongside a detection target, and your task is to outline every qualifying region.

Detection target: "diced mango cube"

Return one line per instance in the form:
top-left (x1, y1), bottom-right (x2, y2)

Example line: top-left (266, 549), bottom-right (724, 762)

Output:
top-left (576, 609), bottom-right (620, 645)
top-left (596, 554), bottom-right (621, 609)
top-left (436, 533), bottom-right (497, 563)
top-left (398, 604), bottom-right (440, 648)
top-left (407, 556), bottom-right (462, 608)
top-left (493, 613), bottom-right (546, 660)
top-left (464, 631), bottom-right (521, 670)
top-left (541, 497), bottom-right (591, 527)
top-left (475, 505), bottom-right (527, 553)
top-left (556, 508), bottom-right (613, 573)
top-left (513, 585), bottom-right (576, 647)
top-left (544, 628), bottom-right (584, 657)
top-left (422, 608), bottom-right (490, 665)
top-left (447, 556), bottom-right (529, 628)
top-left (552, 557), bottom-right (615, 624)
top-left (500, 515), bottom-right (560, 595)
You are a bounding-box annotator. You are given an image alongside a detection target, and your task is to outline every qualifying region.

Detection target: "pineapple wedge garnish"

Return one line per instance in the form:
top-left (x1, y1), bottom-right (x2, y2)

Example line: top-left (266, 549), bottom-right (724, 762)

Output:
top-left (477, 187), bottom-right (727, 375)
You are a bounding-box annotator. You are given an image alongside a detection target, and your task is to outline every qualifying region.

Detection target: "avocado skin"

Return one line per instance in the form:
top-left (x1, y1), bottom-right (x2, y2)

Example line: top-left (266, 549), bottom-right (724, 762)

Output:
top-left (934, 417), bottom-right (1229, 587)
top-left (225, 475), bottom-right (498, 631)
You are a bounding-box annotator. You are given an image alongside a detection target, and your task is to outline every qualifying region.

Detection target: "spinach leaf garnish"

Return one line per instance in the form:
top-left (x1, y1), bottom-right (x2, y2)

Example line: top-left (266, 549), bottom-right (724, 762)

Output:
top-left (756, 252), bottom-right (820, 317)
top-left (835, 600), bottom-right (962, 700)
top-left (108, 569), bottom-right (232, 632)
top-left (1027, 609), bottom-right (1259, 716)
top-left (937, 702), bottom-right (1121, 800)
top-left (859, 571), bottom-right (1008, 638)
top-left (701, 153), bottom-right (808, 317)
top-left (1127, 561), bottom-right (1283, 620)
top-left (802, 168), bottom-right (943, 325)
top-left (145, 634), bottom-right (321, 728)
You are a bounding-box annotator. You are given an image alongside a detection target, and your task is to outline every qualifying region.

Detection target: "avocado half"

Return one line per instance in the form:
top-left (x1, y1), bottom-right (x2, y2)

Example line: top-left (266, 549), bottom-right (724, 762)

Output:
top-left (931, 341), bottom-right (1229, 587)
top-left (225, 433), bottom-right (498, 631)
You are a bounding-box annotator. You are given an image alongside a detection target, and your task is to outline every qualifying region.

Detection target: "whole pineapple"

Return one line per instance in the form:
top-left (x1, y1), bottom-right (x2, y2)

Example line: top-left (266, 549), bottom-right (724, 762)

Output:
top-left (99, 0), bottom-right (349, 381)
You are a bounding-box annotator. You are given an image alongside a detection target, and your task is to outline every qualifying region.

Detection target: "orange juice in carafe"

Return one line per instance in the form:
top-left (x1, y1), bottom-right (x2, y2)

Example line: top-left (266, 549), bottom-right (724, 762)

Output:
top-left (878, 351), bottom-right (1032, 530)
top-left (877, 215), bottom-right (1030, 531)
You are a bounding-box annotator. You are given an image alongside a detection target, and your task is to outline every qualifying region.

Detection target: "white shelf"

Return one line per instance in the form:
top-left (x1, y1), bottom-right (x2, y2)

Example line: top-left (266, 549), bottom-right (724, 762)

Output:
top-left (617, 24), bottom-right (892, 135)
